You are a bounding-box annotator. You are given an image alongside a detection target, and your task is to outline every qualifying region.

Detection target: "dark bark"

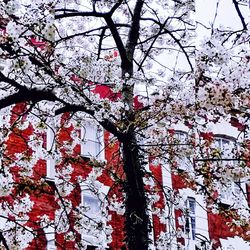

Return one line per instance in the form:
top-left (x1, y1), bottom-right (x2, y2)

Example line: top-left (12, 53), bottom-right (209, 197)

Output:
top-left (122, 133), bottom-right (149, 250)
top-left (118, 2), bottom-right (150, 249)
top-left (0, 232), bottom-right (10, 250)
top-left (232, 0), bottom-right (247, 30)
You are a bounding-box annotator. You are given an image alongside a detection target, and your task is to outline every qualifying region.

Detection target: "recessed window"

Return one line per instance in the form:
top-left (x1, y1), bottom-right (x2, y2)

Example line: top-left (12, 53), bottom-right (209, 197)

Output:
top-left (46, 121), bottom-right (55, 181)
top-left (213, 136), bottom-right (235, 160)
top-left (81, 191), bottom-right (101, 219)
top-left (80, 184), bottom-right (109, 248)
top-left (214, 136), bottom-right (243, 206)
top-left (81, 123), bottom-right (104, 159)
top-left (185, 197), bottom-right (196, 241)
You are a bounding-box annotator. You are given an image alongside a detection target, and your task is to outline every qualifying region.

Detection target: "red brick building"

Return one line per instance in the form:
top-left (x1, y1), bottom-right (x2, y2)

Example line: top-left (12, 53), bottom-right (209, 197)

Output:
top-left (0, 90), bottom-right (249, 249)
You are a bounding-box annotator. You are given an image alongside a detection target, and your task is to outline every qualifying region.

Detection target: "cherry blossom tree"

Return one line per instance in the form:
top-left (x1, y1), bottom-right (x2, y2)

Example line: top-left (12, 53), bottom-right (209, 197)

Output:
top-left (0, 0), bottom-right (249, 249)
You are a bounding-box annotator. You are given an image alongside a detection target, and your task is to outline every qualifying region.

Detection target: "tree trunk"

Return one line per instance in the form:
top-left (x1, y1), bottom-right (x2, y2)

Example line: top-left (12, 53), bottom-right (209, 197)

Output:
top-left (122, 133), bottom-right (149, 250)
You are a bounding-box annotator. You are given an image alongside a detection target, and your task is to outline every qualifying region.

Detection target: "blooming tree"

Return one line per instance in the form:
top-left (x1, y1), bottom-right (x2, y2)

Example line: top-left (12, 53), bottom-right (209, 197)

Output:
top-left (0, 0), bottom-right (249, 249)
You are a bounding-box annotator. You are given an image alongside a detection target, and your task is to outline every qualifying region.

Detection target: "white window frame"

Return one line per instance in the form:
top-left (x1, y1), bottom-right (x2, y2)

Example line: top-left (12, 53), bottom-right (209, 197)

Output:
top-left (185, 197), bottom-right (196, 241)
top-left (46, 119), bottom-right (56, 181)
top-left (80, 121), bottom-right (105, 160)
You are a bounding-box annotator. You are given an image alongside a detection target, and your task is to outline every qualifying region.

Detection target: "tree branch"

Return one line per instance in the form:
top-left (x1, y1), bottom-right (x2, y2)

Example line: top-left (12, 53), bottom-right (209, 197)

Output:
top-left (0, 88), bottom-right (57, 110)
top-left (0, 232), bottom-right (10, 250)
top-left (138, 20), bottom-right (167, 71)
top-left (55, 11), bottom-right (105, 19)
top-left (104, 15), bottom-right (130, 69)
top-left (125, 0), bottom-right (144, 66)
top-left (0, 73), bottom-right (59, 109)
top-left (163, 29), bottom-right (194, 71)
top-left (0, 72), bottom-right (26, 91)
top-left (55, 104), bottom-right (125, 140)
top-left (109, 0), bottom-right (124, 16)
top-left (97, 27), bottom-right (106, 60)
top-left (55, 24), bottom-right (130, 44)
top-left (232, 0), bottom-right (247, 30)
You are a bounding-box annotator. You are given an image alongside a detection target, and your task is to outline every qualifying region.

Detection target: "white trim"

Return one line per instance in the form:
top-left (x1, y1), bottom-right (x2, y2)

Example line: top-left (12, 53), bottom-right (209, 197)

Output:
top-left (46, 122), bottom-right (55, 152)
top-left (161, 162), bottom-right (177, 248)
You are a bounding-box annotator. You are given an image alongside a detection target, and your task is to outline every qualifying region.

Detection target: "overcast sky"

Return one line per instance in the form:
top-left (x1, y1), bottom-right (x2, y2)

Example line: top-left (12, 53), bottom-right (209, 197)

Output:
top-left (196, 0), bottom-right (250, 34)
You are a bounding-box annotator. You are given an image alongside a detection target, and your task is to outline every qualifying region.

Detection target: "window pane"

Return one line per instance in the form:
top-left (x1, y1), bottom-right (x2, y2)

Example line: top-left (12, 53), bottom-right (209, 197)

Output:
top-left (214, 137), bottom-right (234, 158)
top-left (81, 124), bottom-right (103, 158)
top-left (191, 217), bottom-right (196, 240)
top-left (188, 198), bottom-right (195, 215)
top-left (83, 194), bottom-right (100, 218)
top-left (186, 198), bottom-right (196, 241)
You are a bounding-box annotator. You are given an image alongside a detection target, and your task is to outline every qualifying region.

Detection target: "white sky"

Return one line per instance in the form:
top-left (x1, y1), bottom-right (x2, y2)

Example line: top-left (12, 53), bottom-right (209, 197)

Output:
top-left (196, 0), bottom-right (250, 34)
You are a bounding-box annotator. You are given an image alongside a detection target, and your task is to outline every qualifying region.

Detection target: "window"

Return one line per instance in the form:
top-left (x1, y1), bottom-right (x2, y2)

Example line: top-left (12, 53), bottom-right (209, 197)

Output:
top-left (185, 197), bottom-right (196, 241)
top-left (80, 183), bottom-right (109, 248)
top-left (214, 136), bottom-right (235, 161)
top-left (214, 136), bottom-right (241, 206)
top-left (81, 191), bottom-right (101, 219)
top-left (81, 123), bottom-right (104, 159)
top-left (46, 120), bottom-right (56, 180)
